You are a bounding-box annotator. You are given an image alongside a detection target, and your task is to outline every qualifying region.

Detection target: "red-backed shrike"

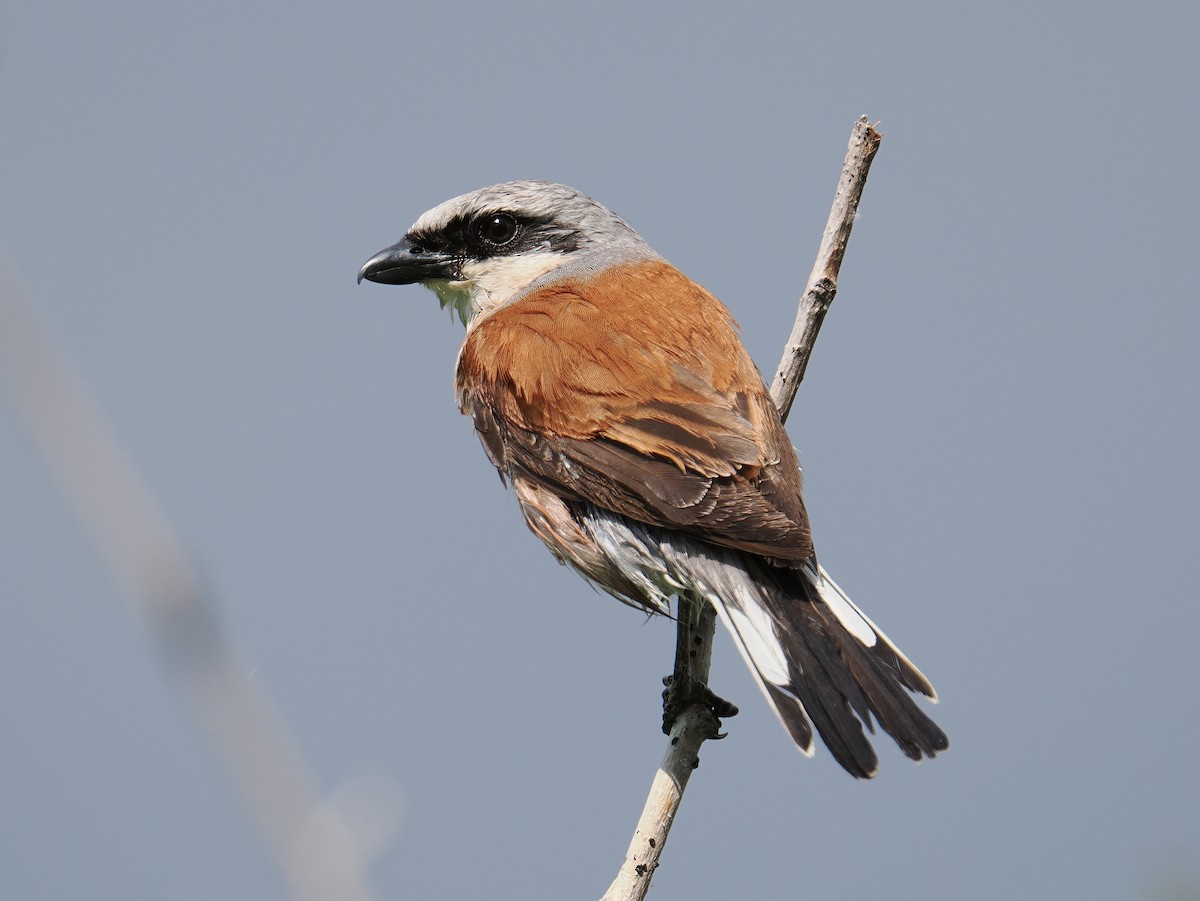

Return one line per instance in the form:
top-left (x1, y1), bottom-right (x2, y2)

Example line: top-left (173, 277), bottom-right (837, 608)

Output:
top-left (359, 181), bottom-right (946, 777)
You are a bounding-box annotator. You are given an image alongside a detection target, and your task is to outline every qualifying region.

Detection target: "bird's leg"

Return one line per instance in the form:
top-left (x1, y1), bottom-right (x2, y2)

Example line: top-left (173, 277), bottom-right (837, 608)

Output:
top-left (662, 593), bottom-right (738, 737)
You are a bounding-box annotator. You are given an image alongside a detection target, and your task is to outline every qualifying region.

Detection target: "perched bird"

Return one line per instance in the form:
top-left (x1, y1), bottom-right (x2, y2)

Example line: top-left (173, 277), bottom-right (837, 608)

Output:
top-left (359, 180), bottom-right (947, 777)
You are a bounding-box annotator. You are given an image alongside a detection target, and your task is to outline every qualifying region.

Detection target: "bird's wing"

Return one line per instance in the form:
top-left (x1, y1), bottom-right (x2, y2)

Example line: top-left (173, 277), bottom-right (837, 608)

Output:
top-left (457, 259), bottom-right (813, 563)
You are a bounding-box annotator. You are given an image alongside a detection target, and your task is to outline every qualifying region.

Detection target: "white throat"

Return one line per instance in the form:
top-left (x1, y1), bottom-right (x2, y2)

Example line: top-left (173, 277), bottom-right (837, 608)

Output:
top-left (427, 250), bottom-right (567, 328)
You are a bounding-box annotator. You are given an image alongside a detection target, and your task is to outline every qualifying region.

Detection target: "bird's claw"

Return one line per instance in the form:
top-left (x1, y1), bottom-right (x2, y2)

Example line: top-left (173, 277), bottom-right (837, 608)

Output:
top-left (661, 675), bottom-right (739, 736)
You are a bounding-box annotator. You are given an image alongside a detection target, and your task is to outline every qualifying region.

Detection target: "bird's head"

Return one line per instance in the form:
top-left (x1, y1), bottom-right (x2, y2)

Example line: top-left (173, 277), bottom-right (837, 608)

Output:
top-left (358, 180), bottom-right (658, 326)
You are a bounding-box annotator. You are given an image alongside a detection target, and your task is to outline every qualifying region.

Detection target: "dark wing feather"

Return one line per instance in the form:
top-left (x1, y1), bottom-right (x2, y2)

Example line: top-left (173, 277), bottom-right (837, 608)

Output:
top-left (473, 400), bottom-right (814, 563)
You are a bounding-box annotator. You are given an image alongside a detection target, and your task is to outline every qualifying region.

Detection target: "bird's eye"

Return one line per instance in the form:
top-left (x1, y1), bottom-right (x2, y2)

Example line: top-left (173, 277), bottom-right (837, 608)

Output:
top-left (477, 213), bottom-right (519, 246)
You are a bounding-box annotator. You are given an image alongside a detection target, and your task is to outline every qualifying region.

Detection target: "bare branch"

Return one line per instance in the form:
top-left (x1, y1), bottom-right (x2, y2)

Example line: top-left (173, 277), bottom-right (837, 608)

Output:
top-left (601, 116), bottom-right (884, 901)
top-left (601, 601), bottom-right (719, 901)
top-left (771, 115), bottom-right (883, 420)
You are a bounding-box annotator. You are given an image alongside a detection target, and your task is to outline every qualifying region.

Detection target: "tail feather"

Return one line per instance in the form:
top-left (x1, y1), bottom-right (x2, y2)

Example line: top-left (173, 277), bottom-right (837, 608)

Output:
top-left (844, 655), bottom-right (945, 763)
top-left (809, 598), bottom-right (947, 763)
top-left (705, 586), bottom-right (816, 756)
top-left (704, 554), bottom-right (947, 778)
top-left (579, 506), bottom-right (946, 776)
top-left (810, 563), bottom-right (938, 700)
top-left (761, 682), bottom-right (815, 754)
top-left (779, 602), bottom-right (881, 777)
top-left (699, 565), bottom-right (873, 777)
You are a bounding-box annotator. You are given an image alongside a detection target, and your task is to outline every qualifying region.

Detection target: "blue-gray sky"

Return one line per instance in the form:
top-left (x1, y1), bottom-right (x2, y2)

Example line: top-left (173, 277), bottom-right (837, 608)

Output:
top-left (2, 3), bottom-right (1198, 899)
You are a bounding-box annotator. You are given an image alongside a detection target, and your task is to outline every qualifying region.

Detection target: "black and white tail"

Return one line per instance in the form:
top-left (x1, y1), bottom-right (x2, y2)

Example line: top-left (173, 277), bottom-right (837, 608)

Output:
top-left (705, 558), bottom-right (947, 778)
top-left (583, 508), bottom-right (947, 777)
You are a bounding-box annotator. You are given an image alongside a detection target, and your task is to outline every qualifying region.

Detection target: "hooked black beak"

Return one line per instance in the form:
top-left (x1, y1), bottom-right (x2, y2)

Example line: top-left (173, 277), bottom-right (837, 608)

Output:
top-left (357, 237), bottom-right (460, 285)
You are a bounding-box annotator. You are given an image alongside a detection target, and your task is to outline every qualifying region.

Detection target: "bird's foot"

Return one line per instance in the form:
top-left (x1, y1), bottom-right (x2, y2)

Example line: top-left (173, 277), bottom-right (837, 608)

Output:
top-left (661, 676), bottom-right (739, 737)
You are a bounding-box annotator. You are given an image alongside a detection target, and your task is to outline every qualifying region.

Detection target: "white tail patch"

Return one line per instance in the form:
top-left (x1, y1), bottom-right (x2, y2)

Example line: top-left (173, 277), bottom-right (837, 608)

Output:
top-left (806, 564), bottom-right (877, 647)
top-left (706, 586), bottom-right (816, 757)
top-left (723, 586), bottom-right (790, 686)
